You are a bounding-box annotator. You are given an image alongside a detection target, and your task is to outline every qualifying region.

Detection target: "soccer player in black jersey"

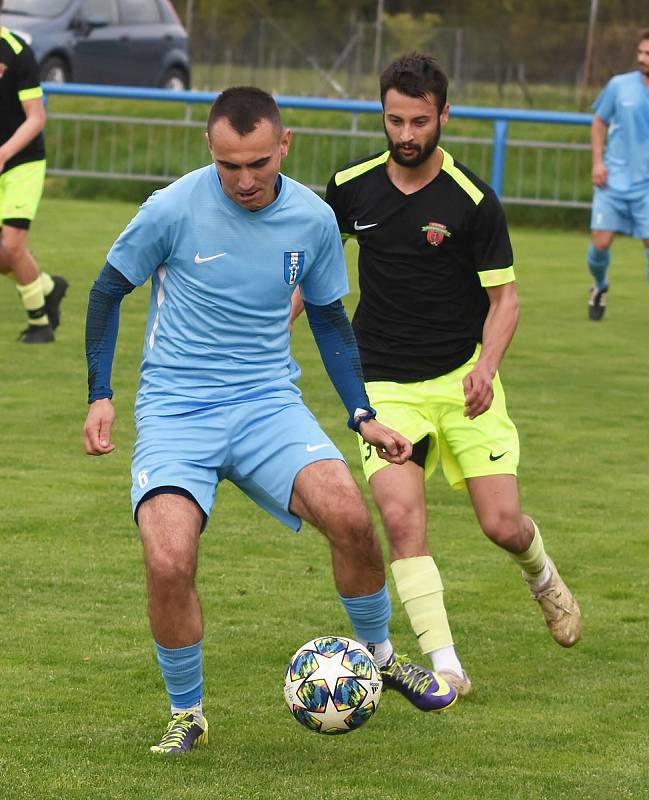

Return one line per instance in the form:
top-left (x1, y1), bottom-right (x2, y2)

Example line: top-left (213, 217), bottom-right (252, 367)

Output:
top-left (295, 53), bottom-right (582, 696)
top-left (0, 3), bottom-right (67, 343)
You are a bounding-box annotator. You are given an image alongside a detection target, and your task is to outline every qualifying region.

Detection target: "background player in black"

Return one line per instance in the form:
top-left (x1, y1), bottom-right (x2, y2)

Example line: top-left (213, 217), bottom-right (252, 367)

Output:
top-left (0, 2), bottom-right (67, 343)
top-left (295, 53), bottom-right (582, 696)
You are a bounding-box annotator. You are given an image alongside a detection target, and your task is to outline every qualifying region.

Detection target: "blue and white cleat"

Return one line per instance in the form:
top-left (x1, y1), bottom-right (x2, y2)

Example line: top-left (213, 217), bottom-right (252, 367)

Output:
top-left (150, 712), bottom-right (208, 754)
top-left (381, 654), bottom-right (457, 712)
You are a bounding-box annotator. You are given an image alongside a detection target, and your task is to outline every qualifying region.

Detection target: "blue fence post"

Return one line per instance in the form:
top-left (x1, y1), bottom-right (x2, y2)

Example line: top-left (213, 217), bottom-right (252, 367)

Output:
top-left (491, 119), bottom-right (508, 197)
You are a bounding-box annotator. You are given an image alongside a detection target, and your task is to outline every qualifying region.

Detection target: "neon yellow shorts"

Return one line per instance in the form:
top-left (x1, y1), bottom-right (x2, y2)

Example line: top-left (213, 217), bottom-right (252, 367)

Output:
top-left (0, 159), bottom-right (46, 225)
top-left (357, 347), bottom-right (520, 490)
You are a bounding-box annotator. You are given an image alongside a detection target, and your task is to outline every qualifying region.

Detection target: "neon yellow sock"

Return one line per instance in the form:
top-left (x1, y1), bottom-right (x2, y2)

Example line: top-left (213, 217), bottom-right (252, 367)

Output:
top-left (40, 271), bottom-right (55, 296)
top-left (509, 519), bottom-right (547, 578)
top-left (16, 277), bottom-right (49, 326)
top-left (391, 556), bottom-right (454, 654)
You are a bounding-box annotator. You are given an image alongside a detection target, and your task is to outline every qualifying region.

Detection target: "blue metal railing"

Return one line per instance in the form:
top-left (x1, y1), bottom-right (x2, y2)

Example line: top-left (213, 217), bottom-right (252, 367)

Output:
top-left (42, 83), bottom-right (593, 199)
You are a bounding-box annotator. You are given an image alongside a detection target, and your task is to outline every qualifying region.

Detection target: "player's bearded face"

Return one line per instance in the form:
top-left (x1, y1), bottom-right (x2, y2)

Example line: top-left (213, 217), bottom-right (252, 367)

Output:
top-left (385, 122), bottom-right (440, 168)
top-left (382, 89), bottom-right (446, 169)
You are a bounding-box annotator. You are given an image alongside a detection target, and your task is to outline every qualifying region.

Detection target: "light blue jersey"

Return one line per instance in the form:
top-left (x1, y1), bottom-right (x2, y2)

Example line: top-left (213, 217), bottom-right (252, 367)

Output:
top-left (592, 71), bottom-right (649, 194)
top-left (107, 165), bottom-right (348, 418)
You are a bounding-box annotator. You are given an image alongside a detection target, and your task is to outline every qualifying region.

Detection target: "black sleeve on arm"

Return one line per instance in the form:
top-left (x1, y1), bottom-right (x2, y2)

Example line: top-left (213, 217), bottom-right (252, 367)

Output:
top-left (303, 299), bottom-right (376, 431)
top-left (86, 262), bottom-right (136, 403)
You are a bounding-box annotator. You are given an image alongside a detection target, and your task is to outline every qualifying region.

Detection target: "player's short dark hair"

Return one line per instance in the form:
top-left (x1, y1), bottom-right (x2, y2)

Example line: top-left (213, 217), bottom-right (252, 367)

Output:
top-left (380, 53), bottom-right (448, 113)
top-left (207, 86), bottom-right (282, 138)
top-left (638, 29), bottom-right (649, 44)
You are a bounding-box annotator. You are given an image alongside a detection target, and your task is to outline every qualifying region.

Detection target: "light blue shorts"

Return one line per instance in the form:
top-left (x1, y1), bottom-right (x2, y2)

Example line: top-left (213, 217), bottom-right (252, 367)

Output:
top-left (131, 387), bottom-right (344, 532)
top-left (591, 186), bottom-right (649, 239)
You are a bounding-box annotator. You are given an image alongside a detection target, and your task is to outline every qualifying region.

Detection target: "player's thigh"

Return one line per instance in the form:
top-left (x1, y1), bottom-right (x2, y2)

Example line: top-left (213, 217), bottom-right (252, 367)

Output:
top-left (131, 410), bottom-right (224, 529)
top-left (290, 459), bottom-right (371, 536)
top-left (359, 380), bottom-right (436, 483)
top-left (466, 473), bottom-right (523, 538)
top-left (137, 492), bottom-right (203, 577)
top-left (591, 188), bottom-right (631, 237)
top-left (0, 160), bottom-right (45, 225)
top-left (369, 460), bottom-right (429, 556)
top-left (228, 390), bottom-right (346, 531)
top-left (437, 369), bottom-right (519, 490)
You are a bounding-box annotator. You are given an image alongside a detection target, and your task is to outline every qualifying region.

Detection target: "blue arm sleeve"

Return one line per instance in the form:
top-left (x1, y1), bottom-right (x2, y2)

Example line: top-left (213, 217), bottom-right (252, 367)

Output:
top-left (86, 262), bottom-right (136, 403)
top-left (303, 299), bottom-right (375, 431)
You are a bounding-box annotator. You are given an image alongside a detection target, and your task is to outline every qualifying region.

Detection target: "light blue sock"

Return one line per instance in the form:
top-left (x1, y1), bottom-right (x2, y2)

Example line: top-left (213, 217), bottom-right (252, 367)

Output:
top-left (154, 640), bottom-right (203, 709)
top-left (645, 246), bottom-right (649, 284)
top-left (339, 582), bottom-right (391, 643)
top-left (587, 244), bottom-right (610, 290)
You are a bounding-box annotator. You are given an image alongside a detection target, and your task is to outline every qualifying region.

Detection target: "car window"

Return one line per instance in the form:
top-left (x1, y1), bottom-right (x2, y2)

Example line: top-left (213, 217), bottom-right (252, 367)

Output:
top-left (4, 0), bottom-right (69, 16)
top-left (118, 0), bottom-right (161, 24)
top-left (80, 0), bottom-right (119, 25)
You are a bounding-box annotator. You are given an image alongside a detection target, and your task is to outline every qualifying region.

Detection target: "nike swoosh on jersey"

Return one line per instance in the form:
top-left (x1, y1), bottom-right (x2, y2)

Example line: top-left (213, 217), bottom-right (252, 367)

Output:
top-left (353, 220), bottom-right (378, 230)
top-left (194, 252), bottom-right (227, 264)
top-left (306, 443), bottom-right (333, 453)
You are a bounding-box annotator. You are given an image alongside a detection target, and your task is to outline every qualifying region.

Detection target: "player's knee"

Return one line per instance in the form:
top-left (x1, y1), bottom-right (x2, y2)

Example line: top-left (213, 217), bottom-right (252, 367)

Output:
top-left (0, 238), bottom-right (23, 266)
top-left (379, 498), bottom-right (421, 545)
top-left (479, 510), bottom-right (524, 549)
top-left (326, 496), bottom-right (375, 550)
top-left (145, 546), bottom-right (196, 590)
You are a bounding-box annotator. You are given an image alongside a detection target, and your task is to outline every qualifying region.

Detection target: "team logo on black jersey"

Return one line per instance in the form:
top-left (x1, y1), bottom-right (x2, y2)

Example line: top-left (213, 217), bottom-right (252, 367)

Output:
top-left (284, 251), bottom-right (305, 285)
top-left (0, 64), bottom-right (7, 79)
top-left (421, 222), bottom-right (451, 247)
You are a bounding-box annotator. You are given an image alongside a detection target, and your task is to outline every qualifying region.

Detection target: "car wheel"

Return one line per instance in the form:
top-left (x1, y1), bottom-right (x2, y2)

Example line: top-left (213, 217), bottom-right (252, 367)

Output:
top-left (40, 56), bottom-right (69, 84)
top-left (161, 68), bottom-right (188, 91)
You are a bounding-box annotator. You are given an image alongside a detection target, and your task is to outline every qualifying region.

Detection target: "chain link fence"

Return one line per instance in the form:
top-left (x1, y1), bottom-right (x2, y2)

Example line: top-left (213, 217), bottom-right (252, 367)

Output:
top-left (184, 6), bottom-right (646, 106)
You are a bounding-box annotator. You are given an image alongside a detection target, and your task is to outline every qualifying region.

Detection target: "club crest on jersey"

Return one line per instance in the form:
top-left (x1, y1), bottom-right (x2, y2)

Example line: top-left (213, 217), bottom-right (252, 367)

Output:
top-left (421, 222), bottom-right (451, 247)
top-left (284, 251), bottom-right (305, 285)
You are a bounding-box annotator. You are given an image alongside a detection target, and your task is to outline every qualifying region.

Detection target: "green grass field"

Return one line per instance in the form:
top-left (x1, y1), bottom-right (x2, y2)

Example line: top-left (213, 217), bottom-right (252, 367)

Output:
top-left (1, 197), bottom-right (648, 799)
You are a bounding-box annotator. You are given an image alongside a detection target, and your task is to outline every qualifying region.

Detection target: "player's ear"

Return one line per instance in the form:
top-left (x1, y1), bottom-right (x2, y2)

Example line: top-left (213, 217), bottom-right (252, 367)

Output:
top-left (279, 128), bottom-right (292, 159)
top-left (205, 129), bottom-right (214, 158)
top-left (440, 104), bottom-right (450, 126)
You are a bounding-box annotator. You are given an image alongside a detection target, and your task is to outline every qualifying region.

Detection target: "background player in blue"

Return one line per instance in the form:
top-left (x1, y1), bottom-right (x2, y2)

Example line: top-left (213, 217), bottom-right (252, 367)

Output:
top-left (82, 87), bottom-right (457, 754)
top-left (587, 29), bottom-right (649, 320)
top-left (297, 54), bottom-right (582, 699)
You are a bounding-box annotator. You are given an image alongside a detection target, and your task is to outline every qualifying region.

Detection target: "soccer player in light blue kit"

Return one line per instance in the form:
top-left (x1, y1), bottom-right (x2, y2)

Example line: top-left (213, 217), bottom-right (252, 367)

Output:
top-left (83, 87), bottom-right (456, 754)
top-left (587, 29), bottom-right (649, 320)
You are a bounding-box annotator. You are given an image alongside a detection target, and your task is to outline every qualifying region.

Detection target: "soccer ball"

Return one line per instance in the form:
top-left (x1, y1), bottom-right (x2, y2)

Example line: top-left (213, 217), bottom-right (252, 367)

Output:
top-left (284, 635), bottom-right (382, 735)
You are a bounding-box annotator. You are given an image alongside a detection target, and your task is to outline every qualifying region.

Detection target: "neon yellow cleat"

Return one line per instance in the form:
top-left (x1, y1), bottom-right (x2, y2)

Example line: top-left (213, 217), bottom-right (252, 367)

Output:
top-left (150, 713), bottom-right (208, 754)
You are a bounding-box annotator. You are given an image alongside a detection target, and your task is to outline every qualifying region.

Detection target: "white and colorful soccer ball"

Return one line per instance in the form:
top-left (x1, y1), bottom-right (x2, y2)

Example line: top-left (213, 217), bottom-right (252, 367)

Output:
top-left (284, 635), bottom-right (382, 735)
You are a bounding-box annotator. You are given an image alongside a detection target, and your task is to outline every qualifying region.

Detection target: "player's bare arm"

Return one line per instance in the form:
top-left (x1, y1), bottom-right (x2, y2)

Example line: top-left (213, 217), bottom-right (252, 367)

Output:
top-left (0, 97), bottom-right (46, 174)
top-left (463, 282), bottom-right (519, 419)
top-left (83, 398), bottom-right (116, 455)
top-left (590, 116), bottom-right (608, 188)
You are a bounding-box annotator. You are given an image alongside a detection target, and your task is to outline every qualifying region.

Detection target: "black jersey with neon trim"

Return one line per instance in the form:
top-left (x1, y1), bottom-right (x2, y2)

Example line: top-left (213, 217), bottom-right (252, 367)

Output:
top-left (0, 27), bottom-right (45, 172)
top-left (325, 147), bottom-right (514, 382)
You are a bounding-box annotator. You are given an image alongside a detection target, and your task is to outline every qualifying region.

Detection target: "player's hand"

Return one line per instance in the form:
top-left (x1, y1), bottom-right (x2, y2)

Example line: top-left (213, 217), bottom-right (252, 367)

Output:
top-left (592, 162), bottom-right (608, 188)
top-left (463, 363), bottom-right (494, 419)
top-left (83, 398), bottom-right (116, 455)
top-left (358, 419), bottom-right (412, 465)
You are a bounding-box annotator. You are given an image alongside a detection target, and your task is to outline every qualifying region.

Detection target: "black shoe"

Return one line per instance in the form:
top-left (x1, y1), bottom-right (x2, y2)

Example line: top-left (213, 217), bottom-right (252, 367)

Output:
top-left (44, 275), bottom-right (69, 330)
top-left (588, 285), bottom-right (608, 321)
top-left (18, 323), bottom-right (55, 344)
